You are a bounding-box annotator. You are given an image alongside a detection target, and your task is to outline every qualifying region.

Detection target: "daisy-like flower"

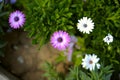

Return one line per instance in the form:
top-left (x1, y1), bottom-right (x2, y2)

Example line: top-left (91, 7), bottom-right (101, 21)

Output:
top-left (9, 10), bottom-right (26, 29)
top-left (103, 33), bottom-right (113, 45)
top-left (50, 30), bottom-right (71, 51)
top-left (82, 54), bottom-right (100, 71)
top-left (77, 17), bottom-right (94, 34)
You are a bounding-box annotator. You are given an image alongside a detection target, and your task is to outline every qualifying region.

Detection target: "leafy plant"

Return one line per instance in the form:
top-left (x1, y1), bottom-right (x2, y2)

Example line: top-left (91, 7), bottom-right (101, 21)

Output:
top-left (0, 0), bottom-right (11, 56)
top-left (18, 0), bottom-right (120, 79)
top-left (43, 62), bottom-right (64, 80)
top-left (21, 0), bottom-right (75, 46)
top-left (43, 62), bottom-right (113, 80)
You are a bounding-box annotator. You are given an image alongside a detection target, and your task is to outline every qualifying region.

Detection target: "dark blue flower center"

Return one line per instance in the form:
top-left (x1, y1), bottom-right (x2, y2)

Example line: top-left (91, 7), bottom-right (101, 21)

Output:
top-left (89, 60), bottom-right (93, 64)
top-left (83, 24), bottom-right (87, 28)
top-left (57, 37), bottom-right (63, 43)
top-left (107, 37), bottom-right (110, 40)
top-left (14, 16), bottom-right (19, 22)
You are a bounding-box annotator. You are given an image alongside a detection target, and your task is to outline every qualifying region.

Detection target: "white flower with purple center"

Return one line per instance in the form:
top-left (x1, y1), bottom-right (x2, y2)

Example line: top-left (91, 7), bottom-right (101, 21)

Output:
top-left (82, 54), bottom-right (100, 71)
top-left (103, 33), bottom-right (113, 45)
top-left (77, 17), bottom-right (94, 34)
top-left (9, 10), bottom-right (26, 29)
top-left (50, 30), bottom-right (71, 51)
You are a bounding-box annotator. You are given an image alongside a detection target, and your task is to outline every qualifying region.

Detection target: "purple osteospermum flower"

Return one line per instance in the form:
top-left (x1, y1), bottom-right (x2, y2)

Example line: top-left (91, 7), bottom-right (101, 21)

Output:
top-left (9, 10), bottom-right (25, 29)
top-left (50, 30), bottom-right (71, 51)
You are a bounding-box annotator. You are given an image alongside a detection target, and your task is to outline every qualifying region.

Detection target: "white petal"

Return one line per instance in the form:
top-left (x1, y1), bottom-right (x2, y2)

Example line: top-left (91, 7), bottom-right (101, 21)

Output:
top-left (96, 63), bottom-right (100, 69)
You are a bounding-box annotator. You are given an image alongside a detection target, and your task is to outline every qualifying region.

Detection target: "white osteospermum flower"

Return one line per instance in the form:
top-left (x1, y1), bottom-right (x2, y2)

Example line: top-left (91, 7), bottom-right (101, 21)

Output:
top-left (82, 54), bottom-right (100, 71)
top-left (103, 33), bottom-right (113, 45)
top-left (77, 17), bottom-right (94, 34)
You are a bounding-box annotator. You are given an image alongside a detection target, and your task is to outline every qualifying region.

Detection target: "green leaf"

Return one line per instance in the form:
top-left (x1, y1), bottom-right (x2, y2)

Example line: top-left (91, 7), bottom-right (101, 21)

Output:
top-left (110, 59), bottom-right (119, 64)
top-left (68, 26), bottom-right (73, 29)
top-left (0, 41), bottom-right (7, 48)
top-left (0, 12), bottom-right (9, 17)
top-left (74, 52), bottom-right (82, 67)
top-left (0, 1), bottom-right (3, 10)
top-left (66, 13), bottom-right (72, 18)
top-left (0, 50), bottom-right (4, 57)
top-left (80, 71), bottom-right (91, 80)
top-left (104, 73), bottom-right (112, 80)
top-left (55, 53), bottom-right (66, 63)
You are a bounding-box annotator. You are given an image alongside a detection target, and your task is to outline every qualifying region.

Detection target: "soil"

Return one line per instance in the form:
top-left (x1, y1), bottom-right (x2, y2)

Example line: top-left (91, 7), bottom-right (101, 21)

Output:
top-left (0, 30), bottom-right (64, 80)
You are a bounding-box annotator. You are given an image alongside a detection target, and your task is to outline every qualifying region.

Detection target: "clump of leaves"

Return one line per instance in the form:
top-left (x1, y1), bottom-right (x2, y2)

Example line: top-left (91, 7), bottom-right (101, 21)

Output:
top-left (23, 0), bottom-right (75, 46)
top-left (43, 62), bottom-right (65, 80)
top-left (20, 0), bottom-right (120, 78)
top-left (43, 62), bottom-right (113, 80)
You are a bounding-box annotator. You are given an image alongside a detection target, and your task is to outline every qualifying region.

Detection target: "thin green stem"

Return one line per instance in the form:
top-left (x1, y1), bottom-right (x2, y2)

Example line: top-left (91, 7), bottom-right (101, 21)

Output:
top-left (77, 67), bottom-right (79, 80)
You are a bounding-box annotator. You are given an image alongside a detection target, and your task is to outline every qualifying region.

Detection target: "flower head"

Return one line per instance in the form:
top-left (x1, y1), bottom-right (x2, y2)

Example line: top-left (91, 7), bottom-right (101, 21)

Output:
top-left (103, 33), bottom-right (113, 45)
top-left (82, 54), bottom-right (100, 71)
top-left (77, 17), bottom-right (94, 34)
top-left (50, 30), bottom-right (71, 51)
top-left (9, 10), bottom-right (26, 29)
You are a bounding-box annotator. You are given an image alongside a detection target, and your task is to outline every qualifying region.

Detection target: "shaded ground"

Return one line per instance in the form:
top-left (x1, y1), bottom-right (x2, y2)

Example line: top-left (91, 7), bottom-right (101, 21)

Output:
top-left (0, 30), bottom-right (61, 80)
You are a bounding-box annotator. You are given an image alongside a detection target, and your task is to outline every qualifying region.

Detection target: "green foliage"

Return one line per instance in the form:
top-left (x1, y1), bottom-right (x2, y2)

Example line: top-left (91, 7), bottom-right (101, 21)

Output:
top-left (22, 0), bottom-right (75, 46)
top-left (19, 0), bottom-right (120, 78)
top-left (22, 0), bottom-right (120, 55)
top-left (0, 1), bottom-right (9, 56)
top-left (66, 65), bottom-right (113, 80)
top-left (0, 0), bottom-right (15, 57)
top-left (43, 62), bottom-right (64, 80)
top-left (89, 65), bottom-right (113, 80)
top-left (0, 0), bottom-right (9, 34)
top-left (72, 37), bottom-right (85, 67)
top-left (55, 52), bottom-right (66, 64)
top-left (43, 62), bottom-right (113, 80)
top-left (84, 0), bottom-right (120, 71)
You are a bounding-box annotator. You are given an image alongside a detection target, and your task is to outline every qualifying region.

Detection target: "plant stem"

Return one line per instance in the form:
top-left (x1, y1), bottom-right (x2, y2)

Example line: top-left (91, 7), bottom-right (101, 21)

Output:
top-left (77, 67), bottom-right (79, 80)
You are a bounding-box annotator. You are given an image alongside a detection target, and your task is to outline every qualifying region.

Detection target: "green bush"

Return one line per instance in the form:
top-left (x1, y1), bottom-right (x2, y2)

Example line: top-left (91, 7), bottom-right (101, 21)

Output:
top-left (18, 0), bottom-right (120, 79)
top-left (43, 62), bottom-right (113, 80)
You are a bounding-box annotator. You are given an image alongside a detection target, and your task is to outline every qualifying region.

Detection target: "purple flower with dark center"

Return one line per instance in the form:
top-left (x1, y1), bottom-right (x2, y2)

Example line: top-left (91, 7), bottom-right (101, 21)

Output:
top-left (50, 30), bottom-right (71, 51)
top-left (9, 10), bottom-right (26, 29)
